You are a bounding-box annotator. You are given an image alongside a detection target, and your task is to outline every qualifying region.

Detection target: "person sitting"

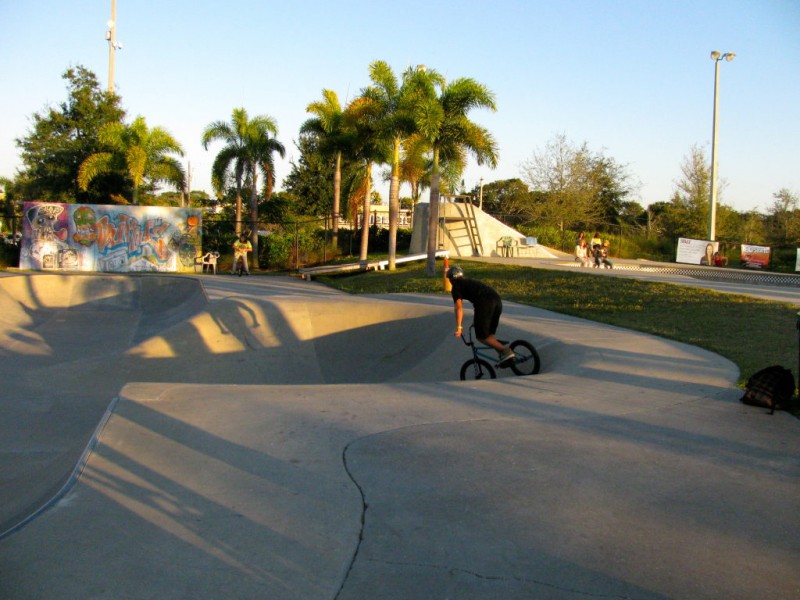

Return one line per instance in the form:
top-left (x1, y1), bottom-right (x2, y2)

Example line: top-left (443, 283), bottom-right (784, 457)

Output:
top-left (713, 251), bottom-right (728, 267)
top-left (575, 238), bottom-right (591, 267)
top-left (599, 240), bottom-right (614, 269)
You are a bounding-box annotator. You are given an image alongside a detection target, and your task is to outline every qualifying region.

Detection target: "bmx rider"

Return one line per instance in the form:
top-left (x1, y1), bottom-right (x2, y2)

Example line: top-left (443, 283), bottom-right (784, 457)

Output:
top-left (447, 266), bottom-right (515, 367)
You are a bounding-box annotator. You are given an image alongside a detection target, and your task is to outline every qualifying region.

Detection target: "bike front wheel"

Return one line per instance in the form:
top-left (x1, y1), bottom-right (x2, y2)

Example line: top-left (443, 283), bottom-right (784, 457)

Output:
top-left (460, 358), bottom-right (497, 381)
top-left (509, 340), bottom-right (541, 376)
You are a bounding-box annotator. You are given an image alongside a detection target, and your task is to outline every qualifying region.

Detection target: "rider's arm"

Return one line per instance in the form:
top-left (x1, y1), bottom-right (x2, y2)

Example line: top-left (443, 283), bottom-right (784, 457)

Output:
top-left (453, 298), bottom-right (464, 336)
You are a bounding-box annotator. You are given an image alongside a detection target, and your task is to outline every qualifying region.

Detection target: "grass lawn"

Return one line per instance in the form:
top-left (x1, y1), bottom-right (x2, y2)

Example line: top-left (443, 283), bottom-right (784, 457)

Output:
top-left (312, 259), bottom-right (800, 397)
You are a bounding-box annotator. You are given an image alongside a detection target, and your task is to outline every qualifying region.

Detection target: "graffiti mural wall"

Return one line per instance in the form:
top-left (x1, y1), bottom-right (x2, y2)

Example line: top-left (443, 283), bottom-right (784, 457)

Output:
top-left (20, 202), bottom-right (202, 273)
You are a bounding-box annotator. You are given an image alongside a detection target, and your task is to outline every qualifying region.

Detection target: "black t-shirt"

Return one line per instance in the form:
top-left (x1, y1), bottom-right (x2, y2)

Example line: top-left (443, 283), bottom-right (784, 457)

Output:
top-left (451, 278), bottom-right (500, 307)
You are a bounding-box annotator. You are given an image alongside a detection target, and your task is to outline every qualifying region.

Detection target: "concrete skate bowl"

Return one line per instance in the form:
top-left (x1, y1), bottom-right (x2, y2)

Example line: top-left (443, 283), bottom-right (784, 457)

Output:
top-left (0, 273), bottom-right (535, 387)
top-left (0, 273), bottom-right (541, 535)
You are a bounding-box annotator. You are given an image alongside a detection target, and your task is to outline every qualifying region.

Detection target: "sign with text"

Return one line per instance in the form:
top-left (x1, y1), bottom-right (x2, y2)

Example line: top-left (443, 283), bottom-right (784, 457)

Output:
top-left (20, 202), bottom-right (202, 273)
top-left (676, 238), bottom-right (719, 265)
top-left (740, 244), bottom-right (770, 269)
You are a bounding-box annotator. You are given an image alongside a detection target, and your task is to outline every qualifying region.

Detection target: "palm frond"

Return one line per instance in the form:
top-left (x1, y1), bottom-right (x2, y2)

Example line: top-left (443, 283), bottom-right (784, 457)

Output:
top-left (77, 152), bottom-right (115, 190)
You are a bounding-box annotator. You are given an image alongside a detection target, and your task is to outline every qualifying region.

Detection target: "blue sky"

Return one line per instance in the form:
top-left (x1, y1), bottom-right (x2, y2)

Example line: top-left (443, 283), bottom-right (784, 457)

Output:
top-left (1, 0), bottom-right (798, 213)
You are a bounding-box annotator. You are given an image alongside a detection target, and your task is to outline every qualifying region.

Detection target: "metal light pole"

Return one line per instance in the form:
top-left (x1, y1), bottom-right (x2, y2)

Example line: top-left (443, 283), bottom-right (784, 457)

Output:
top-left (106, 0), bottom-right (122, 93)
top-left (708, 50), bottom-right (735, 241)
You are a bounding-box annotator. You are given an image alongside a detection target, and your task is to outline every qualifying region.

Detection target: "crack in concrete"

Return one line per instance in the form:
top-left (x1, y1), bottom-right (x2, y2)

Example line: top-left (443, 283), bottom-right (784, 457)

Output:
top-left (334, 439), bottom-right (368, 600)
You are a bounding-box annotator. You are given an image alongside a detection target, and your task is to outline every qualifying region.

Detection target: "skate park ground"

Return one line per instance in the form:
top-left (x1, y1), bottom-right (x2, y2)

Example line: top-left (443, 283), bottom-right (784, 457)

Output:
top-left (0, 264), bottom-right (798, 599)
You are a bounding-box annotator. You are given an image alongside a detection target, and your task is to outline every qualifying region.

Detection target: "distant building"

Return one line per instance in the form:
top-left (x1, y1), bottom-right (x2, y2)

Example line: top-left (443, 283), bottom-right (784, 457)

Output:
top-left (339, 205), bottom-right (413, 230)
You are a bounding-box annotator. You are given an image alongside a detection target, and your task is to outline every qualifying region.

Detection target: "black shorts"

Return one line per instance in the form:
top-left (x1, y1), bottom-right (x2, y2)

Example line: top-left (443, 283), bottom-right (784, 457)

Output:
top-left (473, 298), bottom-right (502, 340)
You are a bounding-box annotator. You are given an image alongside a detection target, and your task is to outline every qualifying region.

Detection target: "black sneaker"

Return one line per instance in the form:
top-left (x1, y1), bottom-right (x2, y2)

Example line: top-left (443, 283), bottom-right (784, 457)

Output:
top-left (497, 349), bottom-right (516, 368)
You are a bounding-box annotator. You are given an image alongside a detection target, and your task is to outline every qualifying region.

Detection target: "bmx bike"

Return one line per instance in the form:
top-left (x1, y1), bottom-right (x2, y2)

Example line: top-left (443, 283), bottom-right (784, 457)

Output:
top-left (459, 324), bottom-right (540, 380)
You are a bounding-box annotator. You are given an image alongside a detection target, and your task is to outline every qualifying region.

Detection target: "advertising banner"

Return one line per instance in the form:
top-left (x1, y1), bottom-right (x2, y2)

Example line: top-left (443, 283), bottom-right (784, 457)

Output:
top-left (20, 202), bottom-right (202, 273)
top-left (740, 244), bottom-right (770, 269)
top-left (676, 238), bottom-right (719, 265)
top-left (796, 249), bottom-right (800, 272)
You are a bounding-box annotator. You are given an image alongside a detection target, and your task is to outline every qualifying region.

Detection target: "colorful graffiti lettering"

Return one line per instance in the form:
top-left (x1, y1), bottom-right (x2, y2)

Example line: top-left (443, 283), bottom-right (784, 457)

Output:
top-left (20, 202), bottom-right (203, 273)
top-left (94, 214), bottom-right (172, 262)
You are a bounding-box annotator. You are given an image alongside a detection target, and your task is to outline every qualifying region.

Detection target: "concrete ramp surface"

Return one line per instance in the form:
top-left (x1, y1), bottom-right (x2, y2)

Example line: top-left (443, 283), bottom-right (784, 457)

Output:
top-left (0, 273), bottom-right (798, 599)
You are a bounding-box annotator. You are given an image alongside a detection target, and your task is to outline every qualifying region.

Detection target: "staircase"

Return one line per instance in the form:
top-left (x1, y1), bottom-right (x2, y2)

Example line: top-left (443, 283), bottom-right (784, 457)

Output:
top-left (439, 198), bottom-right (483, 257)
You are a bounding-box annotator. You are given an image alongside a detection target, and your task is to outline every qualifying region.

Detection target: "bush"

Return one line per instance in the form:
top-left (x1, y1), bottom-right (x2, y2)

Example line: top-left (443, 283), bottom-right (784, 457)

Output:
top-left (0, 243), bottom-right (20, 269)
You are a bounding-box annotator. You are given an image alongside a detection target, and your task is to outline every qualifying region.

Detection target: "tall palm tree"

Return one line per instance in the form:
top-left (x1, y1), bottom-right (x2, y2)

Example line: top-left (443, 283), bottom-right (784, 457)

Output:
top-left (361, 61), bottom-right (410, 270)
top-left (344, 96), bottom-right (389, 262)
top-left (413, 77), bottom-right (499, 276)
top-left (248, 131), bottom-right (286, 261)
top-left (78, 116), bottom-right (185, 205)
top-left (301, 89), bottom-right (350, 254)
top-left (201, 108), bottom-right (284, 263)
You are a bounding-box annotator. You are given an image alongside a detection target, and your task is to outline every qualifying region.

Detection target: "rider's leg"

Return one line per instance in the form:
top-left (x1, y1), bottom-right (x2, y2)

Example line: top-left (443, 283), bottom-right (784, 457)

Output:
top-left (475, 302), bottom-right (513, 359)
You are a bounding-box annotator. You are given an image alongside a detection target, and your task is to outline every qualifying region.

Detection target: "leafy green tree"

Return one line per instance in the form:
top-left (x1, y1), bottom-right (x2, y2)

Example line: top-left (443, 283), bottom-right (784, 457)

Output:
top-left (669, 144), bottom-right (713, 238)
top-left (202, 108), bottom-right (285, 262)
top-left (468, 178), bottom-right (531, 221)
top-left (301, 89), bottom-right (350, 251)
top-left (766, 188), bottom-right (800, 245)
top-left (283, 133), bottom-right (336, 217)
top-left (412, 75), bottom-right (498, 275)
top-left (520, 133), bottom-right (605, 231)
top-left (16, 65), bottom-right (127, 203)
top-left (740, 210), bottom-right (767, 245)
top-left (590, 155), bottom-right (635, 226)
top-left (78, 116), bottom-right (185, 205)
top-left (616, 200), bottom-right (648, 229)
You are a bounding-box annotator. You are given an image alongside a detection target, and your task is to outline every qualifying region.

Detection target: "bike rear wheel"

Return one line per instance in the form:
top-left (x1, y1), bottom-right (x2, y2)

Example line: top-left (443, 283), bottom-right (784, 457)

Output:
top-left (509, 340), bottom-right (540, 376)
top-left (460, 358), bottom-right (496, 381)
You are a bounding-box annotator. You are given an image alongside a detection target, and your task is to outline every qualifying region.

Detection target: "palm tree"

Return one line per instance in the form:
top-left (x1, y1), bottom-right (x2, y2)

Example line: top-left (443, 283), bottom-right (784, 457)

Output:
top-left (78, 116), bottom-right (185, 205)
top-left (202, 108), bottom-right (284, 263)
top-left (399, 133), bottom-right (432, 208)
top-left (361, 61), bottom-right (412, 270)
top-left (248, 131), bottom-right (286, 261)
top-left (413, 77), bottom-right (499, 276)
top-left (344, 96), bottom-right (389, 262)
top-left (301, 89), bottom-right (350, 254)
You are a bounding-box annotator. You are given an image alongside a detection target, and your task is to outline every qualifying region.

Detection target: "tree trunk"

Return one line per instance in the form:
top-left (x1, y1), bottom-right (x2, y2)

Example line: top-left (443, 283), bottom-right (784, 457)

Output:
top-left (332, 152), bottom-right (341, 255)
top-left (388, 138), bottom-right (401, 270)
top-left (250, 168), bottom-right (259, 270)
top-left (234, 189), bottom-right (243, 237)
top-left (425, 148), bottom-right (441, 277)
top-left (359, 162), bottom-right (371, 262)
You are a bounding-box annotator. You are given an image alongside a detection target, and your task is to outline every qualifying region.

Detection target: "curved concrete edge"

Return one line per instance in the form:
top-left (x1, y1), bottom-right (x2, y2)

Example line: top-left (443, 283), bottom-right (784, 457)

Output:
top-left (0, 396), bottom-right (119, 542)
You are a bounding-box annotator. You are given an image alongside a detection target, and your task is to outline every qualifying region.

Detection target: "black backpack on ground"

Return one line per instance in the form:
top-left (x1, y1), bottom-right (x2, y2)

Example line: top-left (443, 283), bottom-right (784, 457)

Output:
top-left (739, 365), bottom-right (796, 414)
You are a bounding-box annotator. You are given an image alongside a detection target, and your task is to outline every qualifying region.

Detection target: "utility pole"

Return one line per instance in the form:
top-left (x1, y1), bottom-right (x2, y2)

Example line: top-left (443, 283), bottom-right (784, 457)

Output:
top-left (106, 0), bottom-right (122, 93)
top-left (707, 50), bottom-right (735, 241)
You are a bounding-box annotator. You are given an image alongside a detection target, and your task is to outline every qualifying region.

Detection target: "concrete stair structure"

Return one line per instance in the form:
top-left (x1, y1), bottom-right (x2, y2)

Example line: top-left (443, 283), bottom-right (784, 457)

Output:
top-left (410, 198), bottom-right (559, 259)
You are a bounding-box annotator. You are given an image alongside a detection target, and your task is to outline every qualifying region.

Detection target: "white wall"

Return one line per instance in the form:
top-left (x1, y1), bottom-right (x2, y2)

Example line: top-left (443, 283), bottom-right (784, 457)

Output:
top-left (409, 200), bottom-right (558, 258)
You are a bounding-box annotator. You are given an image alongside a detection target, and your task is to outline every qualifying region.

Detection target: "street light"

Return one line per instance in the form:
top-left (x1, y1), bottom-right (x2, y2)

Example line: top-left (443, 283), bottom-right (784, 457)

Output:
top-left (708, 50), bottom-right (735, 241)
top-left (106, 0), bottom-right (122, 93)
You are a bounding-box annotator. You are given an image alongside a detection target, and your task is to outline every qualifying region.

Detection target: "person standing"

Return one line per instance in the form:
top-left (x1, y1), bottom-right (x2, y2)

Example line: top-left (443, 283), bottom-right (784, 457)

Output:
top-left (231, 234), bottom-right (252, 275)
top-left (447, 266), bottom-right (515, 367)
